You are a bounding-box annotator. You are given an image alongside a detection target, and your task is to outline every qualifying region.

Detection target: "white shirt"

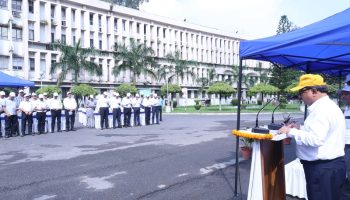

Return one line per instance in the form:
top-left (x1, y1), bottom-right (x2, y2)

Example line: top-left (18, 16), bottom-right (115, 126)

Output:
top-left (132, 97), bottom-right (142, 108)
top-left (151, 97), bottom-right (161, 106)
top-left (63, 97), bottom-right (77, 110)
top-left (141, 98), bottom-right (151, 107)
top-left (50, 98), bottom-right (63, 110)
top-left (344, 108), bottom-right (350, 144)
top-left (96, 96), bottom-right (109, 110)
top-left (19, 100), bottom-right (34, 112)
top-left (35, 100), bottom-right (48, 112)
top-left (289, 96), bottom-right (345, 161)
top-left (121, 97), bottom-right (132, 108)
top-left (109, 97), bottom-right (121, 109)
top-left (3, 98), bottom-right (18, 115)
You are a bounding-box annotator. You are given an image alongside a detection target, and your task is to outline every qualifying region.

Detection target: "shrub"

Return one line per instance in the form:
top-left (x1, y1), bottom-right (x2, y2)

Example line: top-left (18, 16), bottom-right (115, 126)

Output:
top-left (257, 100), bottom-right (262, 105)
top-left (231, 99), bottom-right (239, 106)
top-left (194, 104), bottom-right (201, 110)
top-left (173, 100), bottom-right (177, 108)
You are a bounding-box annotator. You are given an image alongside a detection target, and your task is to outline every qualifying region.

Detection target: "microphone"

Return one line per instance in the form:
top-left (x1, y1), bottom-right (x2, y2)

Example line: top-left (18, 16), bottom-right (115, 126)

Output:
top-left (268, 101), bottom-right (283, 130)
top-left (251, 99), bottom-right (273, 134)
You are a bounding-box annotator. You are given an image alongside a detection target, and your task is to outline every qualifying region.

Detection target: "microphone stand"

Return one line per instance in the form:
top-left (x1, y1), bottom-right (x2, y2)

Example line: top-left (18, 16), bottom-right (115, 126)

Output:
top-left (268, 102), bottom-right (283, 130)
top-left (251, 99), bottom-right (272, 133)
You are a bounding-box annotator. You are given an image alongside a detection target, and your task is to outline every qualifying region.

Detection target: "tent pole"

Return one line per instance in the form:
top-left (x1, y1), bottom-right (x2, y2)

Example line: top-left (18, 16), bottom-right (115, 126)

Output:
top-left (234, 59), bottom-right (244, 197)
top-left (338, 71), bottom-right (342, 106)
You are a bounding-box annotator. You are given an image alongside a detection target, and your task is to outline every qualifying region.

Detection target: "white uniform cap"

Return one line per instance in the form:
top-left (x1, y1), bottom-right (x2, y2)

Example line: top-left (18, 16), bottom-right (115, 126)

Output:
top-left (43, 92), bottom-right (48, 96)
top-left (89, 94), bottom-right (94, 98)
top-left (126, 93), bottom-right (131, 97)
top-left (135, 94), bottom-right (140, 97)
top-left (67, 91), bottom-right (72, 95)
top-left (32, 93), bottom-right (37, 96)
top-left (24, 93), bottom-right (30, 97)
top-left (0, 91), bottom-right (5, 96)
top-left (53, 92), bottom-right (59, 96)
top-left (38, 94), bottom-right (44, 98)
top-left (154, 93), bottom-right (157, 97)
top-left (19, 89), bottom-right (24, 93)
top-left (9, 92), bottom-right (16, 97)
top-left (103, 91), bottom-right (108, 95)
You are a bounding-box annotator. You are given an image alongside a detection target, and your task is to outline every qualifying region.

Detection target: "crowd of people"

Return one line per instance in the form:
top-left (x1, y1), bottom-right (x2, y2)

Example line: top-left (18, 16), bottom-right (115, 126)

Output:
top-left (0, 90), bottom-right (164, 138)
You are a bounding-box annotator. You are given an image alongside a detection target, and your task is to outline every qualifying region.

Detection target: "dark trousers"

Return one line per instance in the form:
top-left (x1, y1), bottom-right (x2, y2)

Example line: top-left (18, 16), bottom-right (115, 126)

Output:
top-left (152, 106), bottom-right (159, 124)
top-left (301, 157), bottom-right (346, 200)
top-left (145, 107), bottom-right (151, 125)
top-left (112, 108), bottom-right (121, 128)
top-left (159, 106), bottom-right (162, 121)
top-left (65, 110), bottom-right (75, 131)
top-left (123, 107), bottom-right (131, 127)
top-left (51, 110), bottom-right (61, 132)
top-left (99, 107), bottom-right (109, 129)
top-left (133, 107), bottom-right (140, 126)
top-left (5, 115), bottom-right (18, 137)
top-left (36, 112), bottom-right (46, 134)
top-left (21, 112), bottom-right (33, 135)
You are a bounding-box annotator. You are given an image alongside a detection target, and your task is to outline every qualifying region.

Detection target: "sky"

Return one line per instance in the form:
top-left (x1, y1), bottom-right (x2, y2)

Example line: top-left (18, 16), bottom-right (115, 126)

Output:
top-left (140, 0), bottom-right (350, 39)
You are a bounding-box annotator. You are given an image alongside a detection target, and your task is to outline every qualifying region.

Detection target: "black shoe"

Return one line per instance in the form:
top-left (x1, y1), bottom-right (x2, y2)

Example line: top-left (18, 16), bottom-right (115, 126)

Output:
top-left (58, 130), bottom-right (61, 132)
top-left (118, 126), bottom-right (122, 128)
top-left (65, 130), bottom-right (69, 132)
top-left (31, 133), bottom-right (35, 136)
top-left (71, 129), bottom-right (76, 131)
top-left (51, 131), bottom-right (54, 133)
top-left (21, 135), bottom-right (24, 137)
top-left (101, 128), bottom-right (104, 130)
top-left (4, 135), bottom-right (9, 138)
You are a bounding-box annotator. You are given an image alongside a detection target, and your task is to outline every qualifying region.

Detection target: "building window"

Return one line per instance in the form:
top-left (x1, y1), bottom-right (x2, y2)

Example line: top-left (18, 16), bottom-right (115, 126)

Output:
top-left (50, 5), bottom-right (55, 18)
top-left (61, 34), bottom-right (66, 43)
top-left (73, 36), bottom-right (76, 45)
top-left (114, 18), bottom-right (118, 32)
top-left (0, 56), bottom-right (9, 69)
top-left (89, 13), bottom-right (93, 25)
top-left (136, 23), bottom-right (140, 34)
top-left (0, 26), bottom-right (8, 39)
top-left (13, 57), bottom-right (23, 70)
top-left (99, 40), bottom-right (102, 49)
top-left (28, 29), bottom-right (34, 40)
top-left (0, 0), bottom-right (7, 9)
top-left (122, 20), bottom-right (126, 31)
top-left (12, 28), bottom-right (22, 41)
top-left (90, 39), bottom-right (93, 48)
top-left (51, 32), bottom-right (54, 42)
top-left (29, 58), bottom-right (35, 71)
top-left (28, 0), bottom-right (33, 13)
top-left (12, 0), bottom-right (21, 11)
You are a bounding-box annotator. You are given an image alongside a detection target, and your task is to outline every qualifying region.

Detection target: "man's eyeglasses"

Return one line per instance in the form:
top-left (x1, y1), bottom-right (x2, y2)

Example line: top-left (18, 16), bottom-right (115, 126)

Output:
top-left (298, 87), bottom-right (311, 96)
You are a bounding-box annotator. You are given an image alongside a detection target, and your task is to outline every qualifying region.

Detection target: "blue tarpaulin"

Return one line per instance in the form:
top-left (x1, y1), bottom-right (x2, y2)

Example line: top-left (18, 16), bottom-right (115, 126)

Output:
top-left (240, 7), bottom-right (350, 76)
top-left (0, 71), bottom-right (34, 87)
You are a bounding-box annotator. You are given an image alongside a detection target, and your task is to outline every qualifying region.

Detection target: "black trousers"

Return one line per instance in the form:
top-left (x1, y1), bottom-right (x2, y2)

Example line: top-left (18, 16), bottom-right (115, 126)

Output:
top-left (301, 157), bottom-right (346, 200)
top-left (112, 108), bottom-right (122, 128)
top-left (36, 112), bottom-right (46, 134)
top-left (152, 106), bottom-right (159, 124)
top-left (65, 110), bottom-right (75, 131)
top-left (145, 107), bottom-right (151, 125)
top-left (133, 107), bottom-right (140, 126)
top-left (21, 112), bottom-right (33, 135)
top-left (99, 107), bottom-right (109, 129)
top-left (51, 110), bottom-right (61, 132)
top-left (159, 106), bottom-right (162, 121)
top-left (5, 115), bottom-right (18, 137)
top-left (123, 107), bottom-right (131, 127)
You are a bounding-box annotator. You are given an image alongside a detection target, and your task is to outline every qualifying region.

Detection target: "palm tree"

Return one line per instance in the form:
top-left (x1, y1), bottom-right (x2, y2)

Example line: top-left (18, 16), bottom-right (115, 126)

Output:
top-left (165, 50), bottom-right (197, 84)
top-left (207, 67), bottom-right (217, 86)
top-left (50, 39), bottom-right (102, 85)
top-left (254, 63), bottom-right (270, 83)
top-left (112, 38), bottom-right (156, 85)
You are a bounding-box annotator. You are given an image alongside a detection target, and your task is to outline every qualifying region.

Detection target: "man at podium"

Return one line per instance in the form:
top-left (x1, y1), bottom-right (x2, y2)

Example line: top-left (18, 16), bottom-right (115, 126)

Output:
top-left (279, 74), bottom-right (346, 200)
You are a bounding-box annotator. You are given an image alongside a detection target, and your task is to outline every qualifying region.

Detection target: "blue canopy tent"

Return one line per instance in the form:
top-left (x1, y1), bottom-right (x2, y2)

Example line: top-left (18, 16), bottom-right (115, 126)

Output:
top-left (232, 8), bottom-right (350, 197)
top-left (0, 71), bottom-right (34, 87)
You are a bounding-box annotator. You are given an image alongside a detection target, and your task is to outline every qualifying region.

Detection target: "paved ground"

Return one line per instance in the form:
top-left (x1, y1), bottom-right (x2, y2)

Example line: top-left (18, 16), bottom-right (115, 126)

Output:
top-left (0, 113), bottom-right (304, 200)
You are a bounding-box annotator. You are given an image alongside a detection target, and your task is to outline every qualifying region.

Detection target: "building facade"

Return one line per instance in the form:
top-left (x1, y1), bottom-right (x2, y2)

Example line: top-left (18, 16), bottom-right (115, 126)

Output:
top-left (0, 0), bottom-right (269, 102)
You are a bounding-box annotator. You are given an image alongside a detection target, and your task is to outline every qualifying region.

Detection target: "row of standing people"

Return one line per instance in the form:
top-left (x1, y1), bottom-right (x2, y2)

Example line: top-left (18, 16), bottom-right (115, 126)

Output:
top-left (0, 90), bottom-right (77, 138)
top-left (86, 92), bottom-right (163, 129)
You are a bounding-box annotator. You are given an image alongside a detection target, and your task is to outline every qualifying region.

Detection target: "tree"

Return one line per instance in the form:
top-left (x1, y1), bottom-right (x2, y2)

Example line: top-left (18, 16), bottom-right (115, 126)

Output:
top-left (70, 84), bottom-right (98, 99)
top-left (207, 82), bottom-right (236, 111)
top-left (253, 63), bottom-right (270, 83)
top-left (115, 83), bottom-right (138, 97)
top-left (224, 65), bottom-right (240, 85)
top-left (36, 86), bottom-right (61, 97)
top-left (50, 39), bottom-right (102, 86)
top-left (165, 50), bottom-right (197, 84)
top-left (270, 15), bottom-right (301, 99)
top-left (104, 0), bottom-right (148, 9)
top-left (160, 84), bottom-right (181, 99)
top-left (112, 38), bottom-right (156, 85)
top-left (207, 67), bottom-right (217, 85)
top-left (276, 15), bottom-right (298, 35)
top-left (248, 83), bottom-right (279, 104)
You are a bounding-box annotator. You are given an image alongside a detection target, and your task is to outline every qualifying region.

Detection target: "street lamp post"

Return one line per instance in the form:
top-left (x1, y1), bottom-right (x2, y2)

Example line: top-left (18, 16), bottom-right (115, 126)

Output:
top-left (165, 68), bottom-right (171, 112)
top-left (40, 71), bottom-right (44, 89)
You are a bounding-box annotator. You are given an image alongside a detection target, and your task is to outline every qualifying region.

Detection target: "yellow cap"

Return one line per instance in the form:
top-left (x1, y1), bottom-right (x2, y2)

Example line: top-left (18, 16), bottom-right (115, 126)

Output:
top-left (291, 74), bottom-right (326, 92)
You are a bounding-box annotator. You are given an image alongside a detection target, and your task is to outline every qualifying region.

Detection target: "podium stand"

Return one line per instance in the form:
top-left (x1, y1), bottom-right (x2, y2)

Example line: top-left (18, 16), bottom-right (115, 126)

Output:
top-left (246, 131), bottom-right (288, 200)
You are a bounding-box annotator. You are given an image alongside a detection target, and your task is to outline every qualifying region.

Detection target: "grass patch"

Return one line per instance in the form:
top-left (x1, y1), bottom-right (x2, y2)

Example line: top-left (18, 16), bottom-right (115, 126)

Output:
top-left (172, 104), bottom-right (301, 113)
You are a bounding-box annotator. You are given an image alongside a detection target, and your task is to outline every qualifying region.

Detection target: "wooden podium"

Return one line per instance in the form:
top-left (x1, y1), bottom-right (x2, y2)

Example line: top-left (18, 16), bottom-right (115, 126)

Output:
top-left (246, 131), bottom-right (287, 200)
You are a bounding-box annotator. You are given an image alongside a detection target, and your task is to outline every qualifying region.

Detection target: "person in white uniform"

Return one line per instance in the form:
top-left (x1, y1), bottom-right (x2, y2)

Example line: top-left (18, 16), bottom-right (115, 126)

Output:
top-left (50, 92), bottom-right (62, 132)
top-left (63, 91), bottom-right (77, 132)
top-left (279, 74), bottom-right (346, 200)
top-left (18, 93), bottom-right (34, 136)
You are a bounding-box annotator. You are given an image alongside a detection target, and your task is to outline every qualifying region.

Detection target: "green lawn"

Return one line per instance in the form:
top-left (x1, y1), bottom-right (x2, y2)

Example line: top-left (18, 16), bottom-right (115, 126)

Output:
top-left (172, 104), bottom-right (301, 113)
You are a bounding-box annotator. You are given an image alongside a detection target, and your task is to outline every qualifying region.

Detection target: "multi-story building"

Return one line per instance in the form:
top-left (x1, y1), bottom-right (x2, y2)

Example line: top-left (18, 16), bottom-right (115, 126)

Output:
top-left (0, 0), bottom-right (269, 103)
